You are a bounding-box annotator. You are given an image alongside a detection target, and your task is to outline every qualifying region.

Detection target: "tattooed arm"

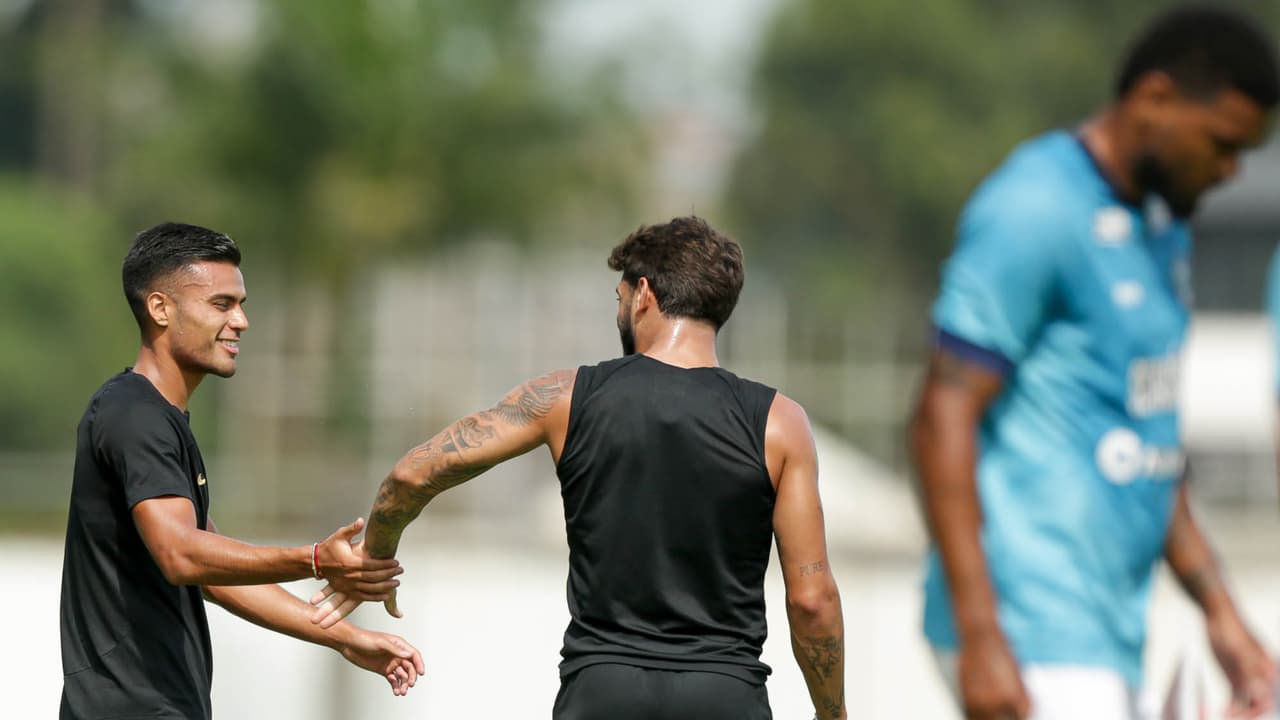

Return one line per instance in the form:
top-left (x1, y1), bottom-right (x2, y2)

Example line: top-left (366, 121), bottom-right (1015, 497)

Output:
top-left (766, 394), bottom-right (845, 720)
top-left (909, 348), bottom-right (1031, 719)
top-left (1165, 479), bottom-right (1276, 716)
top-left (310, 369), bottom-right (575, 626)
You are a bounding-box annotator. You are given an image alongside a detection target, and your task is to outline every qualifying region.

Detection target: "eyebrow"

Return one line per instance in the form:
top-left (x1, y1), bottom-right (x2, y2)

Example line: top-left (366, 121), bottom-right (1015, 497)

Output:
top-left (209, 293), bottom-right (247, 303)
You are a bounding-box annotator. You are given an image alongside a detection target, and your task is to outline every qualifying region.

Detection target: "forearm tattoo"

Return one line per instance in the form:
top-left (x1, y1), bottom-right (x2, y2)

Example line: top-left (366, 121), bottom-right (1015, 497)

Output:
top-left (365, 371), bottom-right (573, 557)
top-left (795, 632), bottom-right (844, 719)
top-left (800, 561), bottom-right (828, 576)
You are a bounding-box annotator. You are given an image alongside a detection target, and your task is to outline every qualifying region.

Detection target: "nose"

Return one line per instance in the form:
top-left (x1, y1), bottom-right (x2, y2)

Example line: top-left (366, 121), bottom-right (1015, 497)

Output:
top-left (229, 306), bottom-right (249, 331)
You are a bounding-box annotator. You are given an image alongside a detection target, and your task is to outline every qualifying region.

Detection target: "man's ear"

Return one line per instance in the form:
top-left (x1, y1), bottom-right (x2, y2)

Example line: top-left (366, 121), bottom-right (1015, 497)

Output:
top-left (634, 276), bottom-right (656, 314)
top-left (147, 291), bottom-right (171, 329)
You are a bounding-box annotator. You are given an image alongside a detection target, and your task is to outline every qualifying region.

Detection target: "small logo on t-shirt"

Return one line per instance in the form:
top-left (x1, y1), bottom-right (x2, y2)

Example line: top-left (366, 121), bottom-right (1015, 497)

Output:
top-left (1094, 207), bottom-right (1132, 246)
top-left (1111, 281), bottom-right (1145, 309)
top-left (196, 473), bottom-right (207, 486)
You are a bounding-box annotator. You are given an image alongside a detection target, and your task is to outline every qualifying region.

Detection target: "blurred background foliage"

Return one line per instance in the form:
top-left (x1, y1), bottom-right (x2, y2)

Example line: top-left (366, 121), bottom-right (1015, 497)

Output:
top-left (2, 0), bottom-right (1278, 503)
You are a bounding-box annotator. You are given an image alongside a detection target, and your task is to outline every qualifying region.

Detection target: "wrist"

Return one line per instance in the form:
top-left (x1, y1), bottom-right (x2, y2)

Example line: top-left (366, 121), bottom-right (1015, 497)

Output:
top-left (310, 542), bottom-right (324, 580)
top-left (324, 619), bottom-right (356, 651)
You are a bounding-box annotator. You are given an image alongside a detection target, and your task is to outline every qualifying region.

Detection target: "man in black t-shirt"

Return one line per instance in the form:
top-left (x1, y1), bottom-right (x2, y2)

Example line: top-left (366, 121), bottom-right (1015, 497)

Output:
top-left (311, 217), bottom-right (847, 720)
top-left (60, 222), bottom-right (426, 720)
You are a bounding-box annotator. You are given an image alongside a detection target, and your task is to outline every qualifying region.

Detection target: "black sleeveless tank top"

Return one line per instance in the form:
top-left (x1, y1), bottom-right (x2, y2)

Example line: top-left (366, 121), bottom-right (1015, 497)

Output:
top-left (555, 354), bottom-right (778, 683)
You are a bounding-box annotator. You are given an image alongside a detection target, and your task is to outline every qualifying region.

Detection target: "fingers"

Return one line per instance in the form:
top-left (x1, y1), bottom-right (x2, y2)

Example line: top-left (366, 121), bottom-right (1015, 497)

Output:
top-left (380, 635), bottom-right (426, 675)
top-left (310, 590), bottom-right (347, 624)
top-left (383, 657), bottom-right (420, 697)
top-left (385, 589), bottom-right (403, 619)
top-left (309, 583), bottom-right (336, 606)
top-left (360, 566), bottom-right (405, 583)
top-left (318, 596), bottom-right (362, 629)
top-left (334, 516), bottom-right (365, 541)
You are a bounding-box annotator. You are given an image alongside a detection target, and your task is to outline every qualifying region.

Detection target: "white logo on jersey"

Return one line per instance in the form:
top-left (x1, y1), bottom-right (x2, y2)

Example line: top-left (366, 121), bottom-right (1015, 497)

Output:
top-left (1127, 354), bottom-right (1180, 416)
top-left (1111, 281), bottom-right (1145, 309)
top-left (1094, 207), bottom-right (1132, 246)
top-left (1095, 428), bottom-right (1184, 484)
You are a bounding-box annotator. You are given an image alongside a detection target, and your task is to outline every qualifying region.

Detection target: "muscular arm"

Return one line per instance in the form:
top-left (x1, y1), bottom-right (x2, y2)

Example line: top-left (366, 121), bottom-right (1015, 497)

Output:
top-left (200, 520), bottom-right (359, 648)
top-left (132, 498), bottom-right (400, 593)
top-left (132, 497), bottom-right (313, 586)
top-left (768, 394), bottom-right (845, 720)
top-left (909, 348), bottom-right (1006, 642)
top-left (363, 369), bottom-right (576, 559)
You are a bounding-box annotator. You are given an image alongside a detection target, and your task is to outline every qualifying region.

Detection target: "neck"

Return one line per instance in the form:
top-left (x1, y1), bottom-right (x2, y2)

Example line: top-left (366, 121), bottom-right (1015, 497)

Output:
top-left (1078, 105), bottom-right (1143, 204)
top-left (132, 342), bottom-right (203, 411)
top-left (637, 317), bottom-right (720, 368)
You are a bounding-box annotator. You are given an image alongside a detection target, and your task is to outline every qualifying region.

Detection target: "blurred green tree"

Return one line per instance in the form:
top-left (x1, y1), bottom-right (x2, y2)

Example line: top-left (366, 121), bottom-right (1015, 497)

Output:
top-left (0, 0), bottom-right (646, 451)
top-left (0, 180), bottom-right (134, 447)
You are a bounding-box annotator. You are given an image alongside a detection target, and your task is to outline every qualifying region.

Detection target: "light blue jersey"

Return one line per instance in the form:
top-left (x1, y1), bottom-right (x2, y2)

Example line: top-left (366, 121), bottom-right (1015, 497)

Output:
top-left (923, 130), bottom-right (1193, 688)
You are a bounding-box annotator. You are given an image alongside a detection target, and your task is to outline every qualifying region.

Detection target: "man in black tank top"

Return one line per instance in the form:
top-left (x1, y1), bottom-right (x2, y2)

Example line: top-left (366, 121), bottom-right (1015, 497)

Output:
top-left (313, 216), bottom-right (847, 720)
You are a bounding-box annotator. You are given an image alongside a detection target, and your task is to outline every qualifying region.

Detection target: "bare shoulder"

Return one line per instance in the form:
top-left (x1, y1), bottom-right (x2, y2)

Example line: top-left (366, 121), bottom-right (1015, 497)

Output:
top-left (491, 369), bottom-right (577, 426)
top-left (765, 392), bottom-right (817, 484)
top-left (767, 392), bottom-right (814, 440)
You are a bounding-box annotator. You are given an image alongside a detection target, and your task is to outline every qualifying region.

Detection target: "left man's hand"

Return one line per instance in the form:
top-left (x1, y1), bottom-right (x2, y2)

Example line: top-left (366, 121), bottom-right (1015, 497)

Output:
top-left (311, 541), bottom-right (404, 628)
top-left (337, 628), bottom-right (425, 697)
top-left (314, 517), bottom-right (403, 602)
top-left (1208, 611), bottom-right (1276, 718)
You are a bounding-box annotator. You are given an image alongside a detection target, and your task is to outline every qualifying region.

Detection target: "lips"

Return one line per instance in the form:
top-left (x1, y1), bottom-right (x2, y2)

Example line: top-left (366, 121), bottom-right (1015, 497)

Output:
top-left (218, 339), bottom-right (240, 356)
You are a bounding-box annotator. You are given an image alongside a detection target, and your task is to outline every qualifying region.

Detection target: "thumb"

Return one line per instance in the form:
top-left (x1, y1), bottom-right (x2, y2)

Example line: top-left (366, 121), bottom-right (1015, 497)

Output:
top-left (385, 590), bottom-right (403, 619)
top-left (335, 517), bottom-right (365, 541)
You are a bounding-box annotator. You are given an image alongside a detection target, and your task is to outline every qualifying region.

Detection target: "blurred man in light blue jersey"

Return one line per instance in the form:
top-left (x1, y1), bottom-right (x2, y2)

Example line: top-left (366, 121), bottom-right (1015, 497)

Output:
top-left (910, 6), bottom-right (1280, 720)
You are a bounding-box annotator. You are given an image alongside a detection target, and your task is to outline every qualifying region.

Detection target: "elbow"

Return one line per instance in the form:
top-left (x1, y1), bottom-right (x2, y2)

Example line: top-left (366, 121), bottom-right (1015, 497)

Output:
top-left (786, 581), bottom-right (841, 629)
top-left (387, 459), bottom-right (428, 494)
top-left (153, 547), bottom-right (200, 586)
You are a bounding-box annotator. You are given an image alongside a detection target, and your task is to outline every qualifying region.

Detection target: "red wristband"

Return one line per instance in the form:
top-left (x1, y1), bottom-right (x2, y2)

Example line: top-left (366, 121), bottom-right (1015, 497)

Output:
top-left (311, 542), bottom-right (323, 580)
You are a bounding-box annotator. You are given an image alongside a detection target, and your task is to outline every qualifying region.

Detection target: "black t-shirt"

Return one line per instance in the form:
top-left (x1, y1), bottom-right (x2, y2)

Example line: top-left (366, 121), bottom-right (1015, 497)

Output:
top-left (60, 370), bottom-right (213, 720)
top-left (556, 355), bottom-right (778, 684)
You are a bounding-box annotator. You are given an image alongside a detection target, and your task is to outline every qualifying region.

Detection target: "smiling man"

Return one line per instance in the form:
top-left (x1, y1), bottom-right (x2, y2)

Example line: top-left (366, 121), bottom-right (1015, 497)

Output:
top-left (59, 222), bottom-right (424, 720)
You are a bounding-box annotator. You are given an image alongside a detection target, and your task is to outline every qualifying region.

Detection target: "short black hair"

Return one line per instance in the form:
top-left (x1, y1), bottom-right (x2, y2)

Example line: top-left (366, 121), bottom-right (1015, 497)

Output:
top-left (122, 222), bottom-right (241, 329)
top-left (1116, 4), bottom-right (1280, 108)
top-left (607, 216), bottom-right (744, 330)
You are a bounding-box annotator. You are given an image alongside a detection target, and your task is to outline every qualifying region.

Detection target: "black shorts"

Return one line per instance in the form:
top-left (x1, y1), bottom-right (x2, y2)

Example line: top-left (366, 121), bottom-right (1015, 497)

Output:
top-left (553, 663), bottom-right (772, 720)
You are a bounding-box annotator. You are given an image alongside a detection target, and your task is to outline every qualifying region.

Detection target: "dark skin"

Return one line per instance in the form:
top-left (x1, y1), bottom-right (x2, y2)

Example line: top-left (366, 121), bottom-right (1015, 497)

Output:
top-left (912, 71), bottom-right (1274, 720)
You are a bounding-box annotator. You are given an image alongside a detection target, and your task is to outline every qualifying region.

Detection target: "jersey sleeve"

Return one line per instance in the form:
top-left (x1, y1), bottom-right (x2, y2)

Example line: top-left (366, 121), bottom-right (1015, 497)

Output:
top-left (931, 185), bottom-right (1071, 369)
top-left (93, 399), bottom-right (193, 508)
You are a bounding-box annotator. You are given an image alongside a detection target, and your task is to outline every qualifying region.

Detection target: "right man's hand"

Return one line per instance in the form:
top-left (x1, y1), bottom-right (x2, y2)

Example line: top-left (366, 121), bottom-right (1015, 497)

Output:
top-left (959, 628), bottom-right (1031, 720)
top-left (315, 517), bottom-right (403, 601)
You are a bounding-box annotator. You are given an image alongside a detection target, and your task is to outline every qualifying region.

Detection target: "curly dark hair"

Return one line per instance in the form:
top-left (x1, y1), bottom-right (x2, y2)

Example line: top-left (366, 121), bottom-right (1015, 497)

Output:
top-left (607, 216), bottom-right (744, 330)
top-left (1116, 4), bottom-right (1279, 107)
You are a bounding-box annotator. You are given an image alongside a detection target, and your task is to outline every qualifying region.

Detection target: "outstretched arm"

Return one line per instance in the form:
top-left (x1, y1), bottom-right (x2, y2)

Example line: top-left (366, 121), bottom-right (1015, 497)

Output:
top-left (132, 499), bottom-right (401, 601)
top-left (768, 394), bottom-right (845, 720)
top-left (311, 369), bottom-right (575, 626)
top-left (364, 368), bottom-right (575, 558)
top-left (1164, 480), bottom-right (1275, 718)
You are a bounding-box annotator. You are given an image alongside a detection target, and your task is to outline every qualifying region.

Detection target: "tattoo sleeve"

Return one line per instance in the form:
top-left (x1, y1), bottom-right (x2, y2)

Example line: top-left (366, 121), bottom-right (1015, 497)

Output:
top-left (363, 370), bottom-right (574, 558)
top-left (793, 631), bottom-right (845, 720)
